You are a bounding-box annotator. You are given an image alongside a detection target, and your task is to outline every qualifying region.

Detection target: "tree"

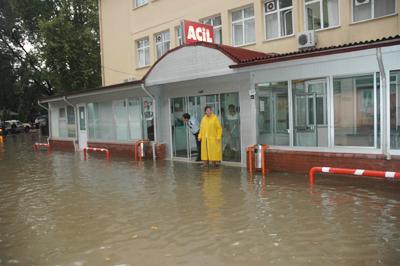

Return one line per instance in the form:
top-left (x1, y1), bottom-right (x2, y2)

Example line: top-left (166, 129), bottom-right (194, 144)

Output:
top-left (0, 0), bottom-right (101, 121)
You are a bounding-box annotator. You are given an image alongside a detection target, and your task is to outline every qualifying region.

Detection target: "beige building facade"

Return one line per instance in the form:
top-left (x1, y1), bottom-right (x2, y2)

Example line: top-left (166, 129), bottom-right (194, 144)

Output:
top-left (98, 0), bottom-right (400, 86)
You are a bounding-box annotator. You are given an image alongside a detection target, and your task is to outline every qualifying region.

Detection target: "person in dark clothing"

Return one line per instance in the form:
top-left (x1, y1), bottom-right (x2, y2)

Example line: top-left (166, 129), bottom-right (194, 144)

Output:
top-left (182, 113), bottom-right (201, 161)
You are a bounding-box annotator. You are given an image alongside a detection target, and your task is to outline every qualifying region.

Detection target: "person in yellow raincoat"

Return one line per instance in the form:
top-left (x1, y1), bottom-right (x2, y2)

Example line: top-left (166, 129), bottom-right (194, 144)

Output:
top-left (198, 106), bottom-right (222, 166)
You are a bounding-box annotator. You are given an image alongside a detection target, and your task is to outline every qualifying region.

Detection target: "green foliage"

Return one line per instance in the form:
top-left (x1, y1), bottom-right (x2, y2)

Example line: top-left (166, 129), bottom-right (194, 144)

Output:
top-left (0, 0), bottom-right (101, 121)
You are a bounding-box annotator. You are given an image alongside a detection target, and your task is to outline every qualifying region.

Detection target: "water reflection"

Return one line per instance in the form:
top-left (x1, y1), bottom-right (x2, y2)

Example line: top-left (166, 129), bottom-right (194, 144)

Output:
top-left (1, 135), bottom-right (400, 265)
top-left (201, 168), bottom-right (224, 227)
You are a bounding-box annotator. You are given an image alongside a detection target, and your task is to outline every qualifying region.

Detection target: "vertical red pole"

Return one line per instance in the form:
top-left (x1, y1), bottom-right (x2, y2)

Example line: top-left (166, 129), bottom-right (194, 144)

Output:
top-left (309, 167), bottom-right (315, 185)
top-left (106, 150), bottom-right (110, 161)
top-left (249, 147), bottom-right (253, 175)
top-left (83, 148), bottom-right (87, 160)
top-left (261, 145), bottom-right (265, 176)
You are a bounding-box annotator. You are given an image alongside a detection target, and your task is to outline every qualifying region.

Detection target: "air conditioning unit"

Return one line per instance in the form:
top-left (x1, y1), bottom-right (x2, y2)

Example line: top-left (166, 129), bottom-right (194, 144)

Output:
top-left (355, 0), bottom-right (370, 6)
top-left (123, 77), bottom-right (136, 83)
top-left (265, 1), bottom-right (276, 12)
top-left (297, 30), bottom-right (317, 50)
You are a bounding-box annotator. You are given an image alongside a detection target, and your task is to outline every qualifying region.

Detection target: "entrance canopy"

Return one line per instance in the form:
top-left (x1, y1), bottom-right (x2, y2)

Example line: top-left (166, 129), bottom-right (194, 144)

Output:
top-left (143, 42), bottom-right (271, 86)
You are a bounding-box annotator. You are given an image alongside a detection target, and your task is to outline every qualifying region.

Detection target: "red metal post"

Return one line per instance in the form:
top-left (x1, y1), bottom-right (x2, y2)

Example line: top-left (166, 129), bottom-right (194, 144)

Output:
top-left (83, 147), bottom-right (87, 160)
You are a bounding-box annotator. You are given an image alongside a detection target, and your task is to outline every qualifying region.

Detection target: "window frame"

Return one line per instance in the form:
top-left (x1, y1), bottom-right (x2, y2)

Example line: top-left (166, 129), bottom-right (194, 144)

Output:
top-left (154, 30), bottom-right (171, 60)
top-left (136, 37), bottom-right (150, 68)
top-left (133, 0), bottom-right (148, 9)
top-left (175, 25), bottom-right (183, 46)
top-left (351, 0), bottom-right (397, 24)
top-left (304, 0), bottom-right (340, 31)
top-left (231, 5), bottom-right (256, 47)
top-left (201, 15), bottom-right (223, 44)
top-left (264, 0), bottom-right (294, 40)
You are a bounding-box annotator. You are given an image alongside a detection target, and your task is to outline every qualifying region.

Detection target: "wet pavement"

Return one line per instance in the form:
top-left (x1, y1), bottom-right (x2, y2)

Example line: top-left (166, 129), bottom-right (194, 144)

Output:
top-left (0, 134), bottom-right (400, 265)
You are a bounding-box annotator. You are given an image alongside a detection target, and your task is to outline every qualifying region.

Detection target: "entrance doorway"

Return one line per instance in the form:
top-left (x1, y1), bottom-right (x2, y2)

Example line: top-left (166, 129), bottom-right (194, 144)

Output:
top-left (77, 104), bottom-right (87, 150)
top-left (258, 89), bottom-right (289, 145)
top-left (170, 93), bottom-right (241, 162)
top-left (293, 79), bottom-right (328, 146)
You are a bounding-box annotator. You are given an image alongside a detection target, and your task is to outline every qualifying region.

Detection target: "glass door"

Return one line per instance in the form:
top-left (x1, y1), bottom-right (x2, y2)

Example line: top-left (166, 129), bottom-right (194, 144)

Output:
top-left (294, 92), bottom-right (317, 146)
top-left (77, 104), bottom-right (87, 150)
top-left (293, 79), bottom-right (328, 147)
top-left (171, 97), bottom-right (188, 158)
top-left (257, 82), bottom-right (289, 146)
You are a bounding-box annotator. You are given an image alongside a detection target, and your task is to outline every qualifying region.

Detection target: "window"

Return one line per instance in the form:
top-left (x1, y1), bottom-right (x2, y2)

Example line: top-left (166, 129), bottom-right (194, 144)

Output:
top-left (333, 74), bottom-right (377, 147)
top-left (202, 15), bottom-right (222, 44)
top-left (87, 97), bottom-right (154, 142)
top-left (136, 38), bottom-right (149, 68)
top-left (390, 70), bottom-right (400, 149)
top-left (58, 108), bottom-right (67, 138)
top-left (352, 0), bottom-right (396, 22)
top-left (67, 106), bottom-right (76, 138)
top-left (134, 0), bottom-right (148, 8)
top-left (155, 31), bottom-right (170, 59)
top-left (305, 0), bottom-right (339, 30)
top-left (231, 6), bottom-right (255, 46)
top-left (264, 0), bottom-right (293, 39)
top-left (53, 106), bottom-right (76, 138)
top-left (176, 25), bottom-right (183, 46)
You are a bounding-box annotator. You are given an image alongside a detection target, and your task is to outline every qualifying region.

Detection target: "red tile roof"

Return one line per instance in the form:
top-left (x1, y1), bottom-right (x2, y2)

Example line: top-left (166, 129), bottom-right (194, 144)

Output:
top-left (230, 35), bottom-right (400, 68)
top-left (189, 42), bottom-right (275, 63)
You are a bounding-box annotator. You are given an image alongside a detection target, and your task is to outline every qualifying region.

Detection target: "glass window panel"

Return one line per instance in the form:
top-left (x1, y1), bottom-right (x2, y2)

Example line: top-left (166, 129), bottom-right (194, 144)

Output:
top-left (220, 93), bottom-right (241, 162)
top-left (244, 6), bottom-right (254, 18)
top-left (128, 98), bottom-right (143, 140)
top-left (59, 108), bottom-right (67, 138)
top-left (214, 28), bottom-right (222, 44)
top-left (59, 108), bottom-right (66, 118)
top-left (306, 2), bottom-right (321, 30)
top-left (244, 19), bottom-right (255, 44)
top-left (87, 102), bottom-right (114, 141)
top-left (322, 0), bottom-right (339, 28)
top-left (334, 75), bottom-right (375, 147)
top-left (233, 22), bottom-right (243, 46)
top-left (279, 0), bottom-right (292, 8)
top-left (280, 9), bottom-right (293, 35)
top-left (213, 16), bottom-right (221, 26)
top-left (374, 0), bottom-right (396, 18)
top-left (266, 13), bottom-right (279, 39)
top-left (353, 0), bottom-right (372, 22)
top-left (67, 106), bottom-right (76, 138)
top-left (390, 70), bottom-right (400, 149)
top-left (113, 100), bottom-right (129, 141)
top-left (232, 10), bottom-right (242, 21)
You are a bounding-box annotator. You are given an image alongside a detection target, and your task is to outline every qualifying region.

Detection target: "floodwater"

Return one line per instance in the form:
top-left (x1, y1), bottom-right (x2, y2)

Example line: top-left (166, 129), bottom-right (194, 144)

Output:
top-left (0, 135), bottom-right (400, 266)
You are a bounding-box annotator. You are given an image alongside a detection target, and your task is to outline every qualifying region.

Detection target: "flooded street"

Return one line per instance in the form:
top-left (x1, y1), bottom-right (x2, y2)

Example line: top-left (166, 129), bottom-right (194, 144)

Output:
top-left (0, 134), bottom-right (400, 265)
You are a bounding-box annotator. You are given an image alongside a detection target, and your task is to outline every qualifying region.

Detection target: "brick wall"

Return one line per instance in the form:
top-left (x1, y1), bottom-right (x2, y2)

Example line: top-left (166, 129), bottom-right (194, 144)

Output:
top-left (49, 139), bottom-right (75, 151)
top-left (87, 142), bottom-right (166, 160)
top-left (265, 149), bottom-right (400, 174)
top-left (88, 142), bottom-right (135, 158)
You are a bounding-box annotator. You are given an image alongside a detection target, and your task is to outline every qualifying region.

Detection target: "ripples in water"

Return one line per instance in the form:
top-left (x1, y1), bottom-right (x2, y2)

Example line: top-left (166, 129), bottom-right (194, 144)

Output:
top-left (0, 134), bottom-right (400, 265)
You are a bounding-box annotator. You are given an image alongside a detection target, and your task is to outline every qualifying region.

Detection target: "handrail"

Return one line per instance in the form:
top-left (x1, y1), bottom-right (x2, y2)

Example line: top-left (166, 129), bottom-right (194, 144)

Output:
top-left (133, 140), bottom-right (150, 161)
top-left (83, 147), bottom-right (110, 161)
top-left (309, 166), bottom-right (400, 184)
top-left (33, 142), bottom-right (51, 153)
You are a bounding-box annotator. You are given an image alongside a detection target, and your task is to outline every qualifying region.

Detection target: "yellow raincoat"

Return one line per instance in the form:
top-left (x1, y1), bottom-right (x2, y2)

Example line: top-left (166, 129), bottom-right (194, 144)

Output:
top-left (198, 114), bottom-right (222, 161)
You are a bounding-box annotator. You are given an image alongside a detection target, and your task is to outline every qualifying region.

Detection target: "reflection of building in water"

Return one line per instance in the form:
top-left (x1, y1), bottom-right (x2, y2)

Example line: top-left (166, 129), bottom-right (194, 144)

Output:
top-left (201, 169), bottom-right (224, 228)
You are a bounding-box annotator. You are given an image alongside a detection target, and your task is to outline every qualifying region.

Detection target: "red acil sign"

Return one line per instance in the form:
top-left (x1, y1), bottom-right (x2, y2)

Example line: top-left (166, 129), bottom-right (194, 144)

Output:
top-left (183, 20), bottom-right (214, 44)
